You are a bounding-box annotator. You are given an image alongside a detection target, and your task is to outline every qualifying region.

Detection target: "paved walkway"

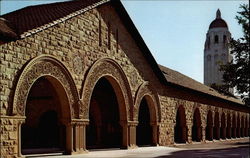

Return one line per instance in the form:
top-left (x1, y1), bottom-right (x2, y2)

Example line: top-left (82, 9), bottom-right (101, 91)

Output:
top-left (35, 138), bottom-right (249, 158)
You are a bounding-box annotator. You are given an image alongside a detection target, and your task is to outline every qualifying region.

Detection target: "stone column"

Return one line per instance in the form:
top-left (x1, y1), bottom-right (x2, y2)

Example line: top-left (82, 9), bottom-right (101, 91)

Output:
top-left (71, 119), bottom-right (89, 154)
top-left (65, 123), bottom-right (73, 154)
top-left (127, 121), bottom-right (138, 148)
top-left (151, 122), bottom-right (159, 146)
top-left (17, 117), bottom-right (26, 158)
top-left (201, 126), bottom-right (206, 142)
top-left (187, 124), bottom-right (192, 143)
top-left (120, 120), bottom-right (129, 149)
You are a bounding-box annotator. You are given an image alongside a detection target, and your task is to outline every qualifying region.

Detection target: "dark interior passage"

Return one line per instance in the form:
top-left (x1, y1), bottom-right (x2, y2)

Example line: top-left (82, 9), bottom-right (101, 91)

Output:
top-left (86, 77), bottom-right (122, 149)
top-left (214, 112), bottom-right (220, 140)
top-left (192, 108), bottom-right (202, 142)
top-left (226, 114), bottom-right (231, 138)
top-left (220, 113), bottom-right (226, 139)
top-left (206, 111), bottom-right (213, 141)
top-left (174, 106), bottom-right (187, 143)
top-left (21, 77), bottom-right (66, 155)
top-left (232, 114), bottom-right (236, 138)
top-left (236, 115), bottom-right (240, 137)
top-left (136, 97), bottom-right (153, 146)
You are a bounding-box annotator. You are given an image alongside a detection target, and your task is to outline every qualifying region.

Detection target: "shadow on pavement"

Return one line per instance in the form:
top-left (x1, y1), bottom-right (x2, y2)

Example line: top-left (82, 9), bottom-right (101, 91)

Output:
top-left (156, 145), bottom-right (250, 158)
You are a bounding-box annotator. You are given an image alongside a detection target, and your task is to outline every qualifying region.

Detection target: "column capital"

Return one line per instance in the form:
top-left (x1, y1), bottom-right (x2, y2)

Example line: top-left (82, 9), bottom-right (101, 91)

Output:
top-left (128, 121), bottom-right (138, 126)
top-left (72, 119), bottom-right (89, 125)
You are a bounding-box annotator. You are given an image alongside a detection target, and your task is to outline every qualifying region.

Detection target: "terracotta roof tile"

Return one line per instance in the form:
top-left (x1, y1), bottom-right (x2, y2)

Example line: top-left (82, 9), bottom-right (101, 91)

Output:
top-left (158, 64), bottom-right (243, 105)
top-left (0, 0), bottom-right (105, 38)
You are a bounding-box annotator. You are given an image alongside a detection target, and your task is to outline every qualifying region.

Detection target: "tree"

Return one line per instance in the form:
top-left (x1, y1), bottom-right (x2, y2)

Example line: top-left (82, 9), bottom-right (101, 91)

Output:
top-left (220, 4), bottom-right (250, 106)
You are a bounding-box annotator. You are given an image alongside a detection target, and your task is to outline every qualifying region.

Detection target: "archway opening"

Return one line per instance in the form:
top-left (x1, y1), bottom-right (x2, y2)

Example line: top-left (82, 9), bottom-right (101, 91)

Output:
top-left (86, 77), bottom-right (122, 149)
top-left (206, 110), bottom-right (213, 141)
top-left (244, 117), bottom-right (248, 137)
top-left (174, 105), bottom-right (187, 143)
top-left (213, 112), bottom-right (220, 140)
top-left (192, 108), bottom-right (202, 142)
top-left (136, 97), bottom-right (153, 146)
top-left (232, 114), bottom-right (236, 138)
top-left (236, 115), bottom-right (240, 138)
top-left (21, 77), bottom-right (67, 155)
top-left (241, 116), bottom-right (245, 137)
top-left (220, 113), bottom-right (226, 139)
top-left (226, 114), bottom-right (231, 138)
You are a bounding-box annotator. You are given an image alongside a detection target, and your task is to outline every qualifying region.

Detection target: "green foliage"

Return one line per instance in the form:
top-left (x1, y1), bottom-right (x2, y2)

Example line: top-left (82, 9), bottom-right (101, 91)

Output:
top-left (210, 83), bottom-right (234, 97)
top-left (220, 4), bottom-right (250, 106)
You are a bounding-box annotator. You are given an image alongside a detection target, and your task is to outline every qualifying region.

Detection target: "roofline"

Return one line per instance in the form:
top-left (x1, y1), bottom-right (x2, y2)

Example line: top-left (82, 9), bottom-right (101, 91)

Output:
top-left (110, 0), bottom-right (167, 84)
top-left (17, 0), bottom-right (111, 39)
top-left (166, 81), bottom-right (249, 111)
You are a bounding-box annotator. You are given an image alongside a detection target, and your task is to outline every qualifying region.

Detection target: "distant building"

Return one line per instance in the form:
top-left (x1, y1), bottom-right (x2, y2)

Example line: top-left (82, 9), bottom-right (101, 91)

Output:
top-left (204, 9), bottom-right (233, 93)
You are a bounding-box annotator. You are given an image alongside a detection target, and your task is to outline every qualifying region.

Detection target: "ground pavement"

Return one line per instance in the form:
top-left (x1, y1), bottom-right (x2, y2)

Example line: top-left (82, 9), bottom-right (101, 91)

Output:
top-left (36, 138), bottom-right (250, 158)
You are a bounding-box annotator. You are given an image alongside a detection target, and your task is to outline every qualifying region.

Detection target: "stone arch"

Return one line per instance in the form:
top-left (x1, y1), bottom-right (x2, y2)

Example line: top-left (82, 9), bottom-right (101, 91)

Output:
top-left (220, 112), bottom-right (226, 139)
top-left (192, 107), bottom-right (202, 142)
top-left (236, 113), bottom-right (241, 137)
top-left (232, 113), bottom-right (237, 138)
top-left (214, 111), bottom-right (220, 140)
top-left (241, 115), bottom-right (245, 137)
top-left (134, 82), bottom-right (161, 123)
top-left (175, 105), bottom-right (187, 143)
top-left (244, 115), bottom-right (248, 137)
top-left (12, 55), bottom-right (79, 118)
top-left (134, 82), bottom-right (161, 146)
top-left (226, 112), bottom-right (232, 138)
top-left (206, 110), bottom-right (213, 141)
top-left (81, 58), bottom-right (133, 121)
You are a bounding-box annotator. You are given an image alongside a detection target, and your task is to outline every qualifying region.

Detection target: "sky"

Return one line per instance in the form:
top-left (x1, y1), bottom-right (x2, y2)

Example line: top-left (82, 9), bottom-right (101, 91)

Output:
top-left (0, 0), bottom-right (248, 83)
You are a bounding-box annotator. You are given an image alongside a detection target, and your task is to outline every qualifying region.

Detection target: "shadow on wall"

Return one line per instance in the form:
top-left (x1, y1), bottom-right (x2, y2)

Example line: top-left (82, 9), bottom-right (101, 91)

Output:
top-left (156, 143), bottom-right (250, 158)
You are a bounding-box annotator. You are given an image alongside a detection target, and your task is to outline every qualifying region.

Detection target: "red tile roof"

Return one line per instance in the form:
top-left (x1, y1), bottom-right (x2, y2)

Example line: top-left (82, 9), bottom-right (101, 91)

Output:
top-left (0, 0), bottom-right (105, 38)
top-left (159, 65), bottom-right (243, 105)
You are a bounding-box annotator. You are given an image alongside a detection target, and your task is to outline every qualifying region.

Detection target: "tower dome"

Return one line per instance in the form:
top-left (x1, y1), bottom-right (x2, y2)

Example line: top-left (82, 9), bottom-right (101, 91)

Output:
top-left (209, 9), bottom-right (228, 29)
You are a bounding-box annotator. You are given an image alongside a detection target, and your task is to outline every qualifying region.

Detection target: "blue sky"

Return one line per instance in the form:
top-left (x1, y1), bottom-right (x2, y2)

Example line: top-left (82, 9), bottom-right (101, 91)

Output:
top-left (0, 0), bottom-right (247, 83)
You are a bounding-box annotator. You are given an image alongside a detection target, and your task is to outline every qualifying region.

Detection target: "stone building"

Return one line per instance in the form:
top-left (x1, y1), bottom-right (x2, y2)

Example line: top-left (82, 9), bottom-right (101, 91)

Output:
top-left (204, 9), bottom-right (233, 91)
top-left (0, 0), bottom-right (249, 157)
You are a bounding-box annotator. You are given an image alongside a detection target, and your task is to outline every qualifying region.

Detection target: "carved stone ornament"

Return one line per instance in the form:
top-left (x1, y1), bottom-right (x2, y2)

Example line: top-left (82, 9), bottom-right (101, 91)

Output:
top-left (130, 70), bottom-right (138, 90)
top-left (13, 55), bottom-right (80, 118)
top-left (133, 82), bottom-right (161, 122)
top-left (81, 58), bottom-right (133, 120)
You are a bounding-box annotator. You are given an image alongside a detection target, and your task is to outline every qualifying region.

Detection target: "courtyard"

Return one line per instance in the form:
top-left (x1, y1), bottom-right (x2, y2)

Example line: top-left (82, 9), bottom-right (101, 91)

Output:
top-left (32, 138), bottom-right (249, 158)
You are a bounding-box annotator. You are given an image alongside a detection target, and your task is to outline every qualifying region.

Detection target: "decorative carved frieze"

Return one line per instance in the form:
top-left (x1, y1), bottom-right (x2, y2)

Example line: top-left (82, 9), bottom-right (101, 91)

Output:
top-left (13, 55), bottom-right (79, 118)
top-left (81, 58), bottom-right (133, 120)
top-left (133, 82), bottom-right (161, 122)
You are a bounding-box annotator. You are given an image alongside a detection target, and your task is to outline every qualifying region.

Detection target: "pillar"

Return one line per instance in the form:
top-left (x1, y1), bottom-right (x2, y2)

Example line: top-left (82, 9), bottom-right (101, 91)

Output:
top-left (151, 122), bottom-right (159, 146)
top-left (17, 117), bottom-right (25, 158)
top-left (201, 126), bottom-right (206, 142)
top-left (71, 119), bottom-right (89, 154)
top-left (65, 123), bottom-right (73, 154)
top-left (187, 124), bottom-right (192, 143)
top-left (127, 121), bottom-right (138, 148)
top-left (120, 120), bottom-right (129, 149)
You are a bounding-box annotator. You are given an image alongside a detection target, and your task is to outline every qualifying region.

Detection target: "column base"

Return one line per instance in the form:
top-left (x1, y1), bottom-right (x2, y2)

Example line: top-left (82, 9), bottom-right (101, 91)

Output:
top-left (71, 149), bottom-right (88, 155)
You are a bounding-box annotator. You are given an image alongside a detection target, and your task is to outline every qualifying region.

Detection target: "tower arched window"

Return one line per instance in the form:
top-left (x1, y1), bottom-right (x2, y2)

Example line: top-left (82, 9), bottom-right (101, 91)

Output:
top-left (208, 36), bottom-right (210, 49)
top-left (223, 35), bottom-right (227, 43)
top-left (214, 54), bottom-right (218, 65)
top-left (207, 55), bottom-right (211, 61)
top-left (214, 35), bottom-right (219, 44)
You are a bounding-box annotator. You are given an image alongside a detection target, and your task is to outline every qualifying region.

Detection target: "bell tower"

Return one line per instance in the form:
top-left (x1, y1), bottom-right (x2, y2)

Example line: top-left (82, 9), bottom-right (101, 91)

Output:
top-left (204, 9), bottom-right (233, 93)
